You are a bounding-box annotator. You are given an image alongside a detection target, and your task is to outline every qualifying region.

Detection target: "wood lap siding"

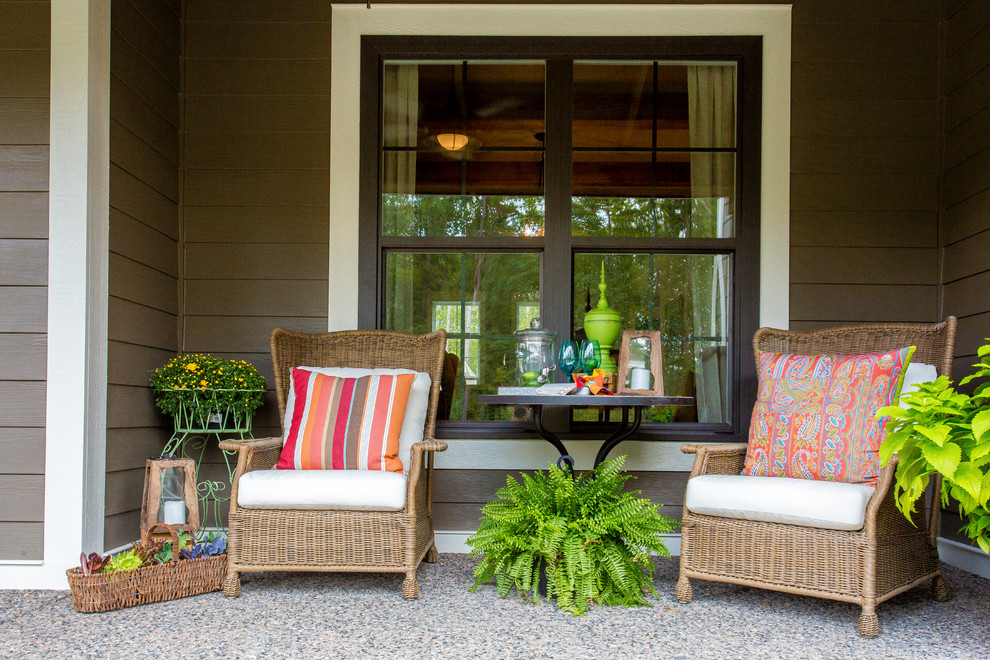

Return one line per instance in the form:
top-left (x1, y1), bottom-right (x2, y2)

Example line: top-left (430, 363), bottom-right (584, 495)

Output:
top-left (0, 0), bottom-right (48, 561)
top-left (939, 0), bottom-right (990, 546)
top-left (788, 0), bottom-right (940, 329)
top-left (105, 0), bottom-right (180, 550)
top-left (181, 0), bottom-right (330, 452)
top-left (941, 0), bottom-right (990, 381)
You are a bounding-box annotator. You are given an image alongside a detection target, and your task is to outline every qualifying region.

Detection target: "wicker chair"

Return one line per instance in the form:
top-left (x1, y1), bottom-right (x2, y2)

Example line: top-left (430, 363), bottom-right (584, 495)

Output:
top-left (219, 328), bottom-right (448, 600)
top-left (675, 318), bottom-right (957, 637)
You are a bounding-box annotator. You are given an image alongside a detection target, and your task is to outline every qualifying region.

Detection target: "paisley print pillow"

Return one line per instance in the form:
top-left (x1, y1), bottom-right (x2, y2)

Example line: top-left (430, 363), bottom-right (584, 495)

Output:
top-left (743, 346), bottom-right (915, 485)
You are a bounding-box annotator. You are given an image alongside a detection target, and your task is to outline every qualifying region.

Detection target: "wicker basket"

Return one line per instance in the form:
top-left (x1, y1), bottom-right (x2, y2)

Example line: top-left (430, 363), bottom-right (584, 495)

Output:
top-left (66, 554), bottom-right (226, 613)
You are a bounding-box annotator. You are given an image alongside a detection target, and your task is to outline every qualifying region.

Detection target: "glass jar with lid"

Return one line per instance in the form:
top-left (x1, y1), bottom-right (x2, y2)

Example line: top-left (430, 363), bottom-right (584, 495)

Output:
top-left (513, 318), bottom-right (557, 386)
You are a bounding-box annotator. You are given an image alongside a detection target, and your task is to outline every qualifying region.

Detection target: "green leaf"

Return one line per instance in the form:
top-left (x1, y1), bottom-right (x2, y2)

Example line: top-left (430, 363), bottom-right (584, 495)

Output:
top-left (952, 462), bottom-right (983, 502)
top-left (877, 405), bottom-right (909, 420)
top-left (981, 471), bottom-right (990, 508)
top-left (971, 448), bottom-right (990, 469)
top-left (920, 441), bottom-right (961, 478)
top-left (972, 409), bottom-right (990, 442)
top-left (914, 424), bottom-right (951, 447)
top-left (880, 430), bottom-right (909, 466)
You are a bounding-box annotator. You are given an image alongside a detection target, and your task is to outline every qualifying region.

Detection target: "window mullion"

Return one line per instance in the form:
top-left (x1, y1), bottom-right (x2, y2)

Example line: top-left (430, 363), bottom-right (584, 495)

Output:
top-left (543, 58), bottom-right (573, 345)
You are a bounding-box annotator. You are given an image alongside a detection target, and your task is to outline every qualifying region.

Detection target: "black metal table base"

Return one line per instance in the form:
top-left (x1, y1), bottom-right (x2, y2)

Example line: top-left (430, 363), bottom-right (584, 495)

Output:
top-left (532, 405), bottom-right (644, 473)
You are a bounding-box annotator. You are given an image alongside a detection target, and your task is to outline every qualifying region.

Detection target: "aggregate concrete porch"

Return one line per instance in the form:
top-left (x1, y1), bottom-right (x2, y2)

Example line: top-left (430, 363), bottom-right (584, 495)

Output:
top-left (2, 556), bottom-right (988, 659)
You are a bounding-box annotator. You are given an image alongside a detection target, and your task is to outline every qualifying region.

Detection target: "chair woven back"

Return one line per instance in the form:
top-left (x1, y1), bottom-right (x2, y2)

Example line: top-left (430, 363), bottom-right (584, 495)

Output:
top-left (269, 328), bottom-right (448, 439)
top-left (753, 318), bottom-right (957, 378)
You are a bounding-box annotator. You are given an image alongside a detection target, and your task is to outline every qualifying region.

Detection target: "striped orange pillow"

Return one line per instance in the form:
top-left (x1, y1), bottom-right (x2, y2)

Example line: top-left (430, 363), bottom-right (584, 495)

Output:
top-left (276, 369), bottom-right (415, 472)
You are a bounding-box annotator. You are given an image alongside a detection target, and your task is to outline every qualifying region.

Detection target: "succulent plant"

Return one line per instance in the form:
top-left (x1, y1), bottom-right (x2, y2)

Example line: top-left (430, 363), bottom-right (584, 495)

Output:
top-left (79, 552), bottom-right (110, 575)
top-left (105, 549), bottom-right (144, 573)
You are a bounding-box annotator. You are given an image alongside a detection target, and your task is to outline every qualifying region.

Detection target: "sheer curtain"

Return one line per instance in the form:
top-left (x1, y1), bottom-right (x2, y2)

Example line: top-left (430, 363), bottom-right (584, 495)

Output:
top-left (383, 64), bottom-right (418, 196)
top-left (383, 65), bottom-right (418, 330)
top-left (687, 65), bottom-right (735, 423)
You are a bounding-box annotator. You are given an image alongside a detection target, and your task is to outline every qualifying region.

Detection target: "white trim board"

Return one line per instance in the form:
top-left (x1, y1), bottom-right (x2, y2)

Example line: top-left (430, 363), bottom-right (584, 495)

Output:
top-left (435, 439), bottom-right (695, 472)
top-left (328, 3), bottom-right (792, 331)
top-left (0, 0), bottom-right (111, 590)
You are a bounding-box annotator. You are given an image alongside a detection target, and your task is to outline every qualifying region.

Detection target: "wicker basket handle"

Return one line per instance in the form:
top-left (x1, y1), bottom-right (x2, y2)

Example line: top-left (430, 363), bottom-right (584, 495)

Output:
top-left (147, 524), bottom-right (185, 563)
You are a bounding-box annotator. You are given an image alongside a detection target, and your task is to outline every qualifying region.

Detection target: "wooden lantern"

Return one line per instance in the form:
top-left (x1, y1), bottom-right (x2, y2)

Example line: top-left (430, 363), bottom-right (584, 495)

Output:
top-left (140, 456), bottom-right (199, 543)
top-left (616, 330), bottom-right (664, 395)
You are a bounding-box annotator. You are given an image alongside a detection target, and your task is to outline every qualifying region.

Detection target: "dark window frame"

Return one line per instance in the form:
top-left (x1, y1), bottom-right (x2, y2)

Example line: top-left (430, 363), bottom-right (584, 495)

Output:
top-left (359, 35), bottom-right (762, 443)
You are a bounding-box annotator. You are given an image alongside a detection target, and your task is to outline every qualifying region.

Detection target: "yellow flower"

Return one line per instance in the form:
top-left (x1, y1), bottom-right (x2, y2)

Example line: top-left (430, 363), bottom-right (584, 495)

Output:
top-left (186, 363), bottom-right (198, 372)
top-left (200, 379), bottom-right (208, 387)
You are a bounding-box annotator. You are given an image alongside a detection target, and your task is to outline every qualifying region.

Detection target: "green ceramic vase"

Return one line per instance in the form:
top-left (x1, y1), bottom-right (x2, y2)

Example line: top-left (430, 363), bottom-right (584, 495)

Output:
top-left (583, 264), bottom-right (621, 374)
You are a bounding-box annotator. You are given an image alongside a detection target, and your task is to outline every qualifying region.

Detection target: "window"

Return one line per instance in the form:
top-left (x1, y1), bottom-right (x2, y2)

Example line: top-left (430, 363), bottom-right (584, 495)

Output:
top-left (360, 37), bottom-right (761, 441)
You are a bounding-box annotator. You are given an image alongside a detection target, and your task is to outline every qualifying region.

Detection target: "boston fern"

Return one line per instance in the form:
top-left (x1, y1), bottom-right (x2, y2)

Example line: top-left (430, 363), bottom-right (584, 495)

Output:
top-left (467, 456), bottom-right (676, 615)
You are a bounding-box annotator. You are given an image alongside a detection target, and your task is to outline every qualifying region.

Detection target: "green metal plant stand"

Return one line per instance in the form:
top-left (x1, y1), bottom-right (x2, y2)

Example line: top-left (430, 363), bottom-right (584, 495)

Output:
top-left (160, 389), bottom-right (263, 539)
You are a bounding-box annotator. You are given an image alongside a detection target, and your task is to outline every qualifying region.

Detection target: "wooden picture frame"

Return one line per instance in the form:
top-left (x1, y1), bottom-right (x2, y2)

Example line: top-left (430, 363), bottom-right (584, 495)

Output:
top-left (616, 330), bottom-right (664, 395)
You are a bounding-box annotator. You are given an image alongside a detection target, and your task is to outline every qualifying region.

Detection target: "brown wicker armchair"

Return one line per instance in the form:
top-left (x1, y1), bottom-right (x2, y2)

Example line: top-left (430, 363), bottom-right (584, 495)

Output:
top-left (676, 318), bottom-right (957, 637)
top-left (219, 328), bottom-right (448, 600)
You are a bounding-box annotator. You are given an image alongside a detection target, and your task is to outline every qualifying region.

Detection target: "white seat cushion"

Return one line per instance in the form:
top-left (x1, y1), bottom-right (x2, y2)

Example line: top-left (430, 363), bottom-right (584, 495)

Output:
top-left (685, 474), bottom-right (875, 531)
top-left (898, 362), bottom-right (937, 408)
top-left (237, 469), bottom-right (407, 511)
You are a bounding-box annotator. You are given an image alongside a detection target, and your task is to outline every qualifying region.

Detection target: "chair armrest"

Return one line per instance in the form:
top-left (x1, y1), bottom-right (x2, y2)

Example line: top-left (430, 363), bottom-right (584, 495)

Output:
top-left (220, 436), bottom-right (283, 508)
top-left (405, 438), bottom-right (448, 514)
top-left (218, 435), bottom-right (283, 453)
top-left (411, 439), bottom-right (448, 455)
top-left (852, 455), bottom-right (943, 546)
top-left (681, 442), bottom-right (748, 478)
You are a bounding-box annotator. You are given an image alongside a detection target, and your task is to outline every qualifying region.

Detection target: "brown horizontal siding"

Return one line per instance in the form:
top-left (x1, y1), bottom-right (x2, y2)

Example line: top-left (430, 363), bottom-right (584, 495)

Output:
top-left (109, 209), bottom-right (178, 277)
top-left (787, 1), bottom-right (939, 330)
top-left (432, 469), bottom-right (688, 530)
top-left (183, 206), bottom-right (329, 244)
top-left (790, 211), bottom-right (936, 249)
top-left (0, 192), bottom-right (47, 238)
top-left (791, 1), bottom-right (936, 24)
top-left (0, 523), bottom-right (42, 560)
top-left (183, 316), bottom-right (328, 354)
top-left (0, 0), bottom-right (48, 560)
top-left (0, 98), bottom-right (48, 144)
top-left (105, 0), bottom-right (180, 550)
top-left (184, 280), bottom-right (327, 317)
top-left (0, 475), bottom-right (44, 522)
top-left (790, 247), bottom-right (937, 286)
top-left (181, 3), bottom-right (330, 407)
top-left (941, 0), bottom-right (990, 375)
top-left (0, 333), bottom-right (46, 380)
top-left (790, 284), bottom-right (937, 324)
top-left (939, 0), bottom-right (990, 539)
top-left (0, 429), bottom-right (44, 474)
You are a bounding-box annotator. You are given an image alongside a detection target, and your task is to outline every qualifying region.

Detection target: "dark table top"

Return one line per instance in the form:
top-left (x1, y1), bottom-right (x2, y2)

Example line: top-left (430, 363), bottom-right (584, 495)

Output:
top-left (477, 393), bottom-right (694, 407)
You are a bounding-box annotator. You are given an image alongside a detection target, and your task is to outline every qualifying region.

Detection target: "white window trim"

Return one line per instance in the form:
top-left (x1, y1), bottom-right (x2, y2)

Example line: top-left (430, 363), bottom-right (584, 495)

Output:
top-left (328, 3), bottom-right (792, 331)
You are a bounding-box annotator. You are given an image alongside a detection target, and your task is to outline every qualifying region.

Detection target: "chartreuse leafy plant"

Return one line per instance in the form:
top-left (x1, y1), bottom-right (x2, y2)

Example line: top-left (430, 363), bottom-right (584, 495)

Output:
top-left (878, 341), bottom-right (990, 554)
top-left (466, 456), bottom-right (676, 615)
